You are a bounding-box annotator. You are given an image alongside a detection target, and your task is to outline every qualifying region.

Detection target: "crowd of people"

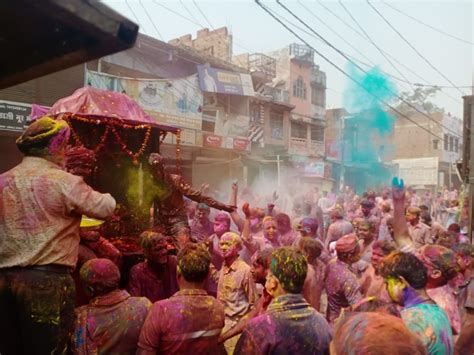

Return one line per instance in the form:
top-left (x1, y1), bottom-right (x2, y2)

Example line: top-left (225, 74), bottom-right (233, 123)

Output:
top-left (0, 116), bottom-right (473, 355)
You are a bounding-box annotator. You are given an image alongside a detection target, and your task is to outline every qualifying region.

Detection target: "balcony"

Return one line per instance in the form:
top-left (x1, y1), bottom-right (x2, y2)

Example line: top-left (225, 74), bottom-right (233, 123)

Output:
top-left (248, 53), bottom-right (276, 79)
top-left (263, 86), bottom-right (290, 104)
top-left (289, 43), bottom-right (314, 64)
top-left (289, 137), bottom-right (325, 157)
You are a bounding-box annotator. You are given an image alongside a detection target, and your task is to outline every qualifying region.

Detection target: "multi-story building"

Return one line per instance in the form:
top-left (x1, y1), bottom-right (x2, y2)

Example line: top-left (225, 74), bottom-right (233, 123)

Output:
top-left (325, 107), bottom-right (463, 192)
top-left (391, 110), bottom-right (463, 189)
top-left (261, 44), bottom-right (330, 191)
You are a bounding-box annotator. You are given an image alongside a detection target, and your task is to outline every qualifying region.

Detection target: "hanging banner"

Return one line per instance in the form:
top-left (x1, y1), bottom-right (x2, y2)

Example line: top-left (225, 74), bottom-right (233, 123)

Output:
top-left (197, 65), bottom-right (255, 96)
top-left (86, 71), bottom-right (203, 130)
top-left (0, 100), bottom-right (31, 132)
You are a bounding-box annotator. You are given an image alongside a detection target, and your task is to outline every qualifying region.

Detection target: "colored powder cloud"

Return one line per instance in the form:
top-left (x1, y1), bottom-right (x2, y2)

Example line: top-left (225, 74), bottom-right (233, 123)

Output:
top-left (342, 64), bottom-right (398, 193)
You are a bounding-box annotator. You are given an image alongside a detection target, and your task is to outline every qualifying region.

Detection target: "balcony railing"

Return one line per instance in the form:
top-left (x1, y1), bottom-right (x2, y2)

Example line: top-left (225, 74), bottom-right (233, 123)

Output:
top-left (248, 53), bottom-right (276, 78)
top-left (289, 137), bottom-right (325, 156)
top-left (264, 86), bottom-right (290, 104)
top-left (289, 43), bottom-right (314, 63)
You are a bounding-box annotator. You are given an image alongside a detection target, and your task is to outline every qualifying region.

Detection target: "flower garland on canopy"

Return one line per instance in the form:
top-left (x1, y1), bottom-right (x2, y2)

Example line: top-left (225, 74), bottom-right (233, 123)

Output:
top-left (58, 113), bottom-right (180, 165)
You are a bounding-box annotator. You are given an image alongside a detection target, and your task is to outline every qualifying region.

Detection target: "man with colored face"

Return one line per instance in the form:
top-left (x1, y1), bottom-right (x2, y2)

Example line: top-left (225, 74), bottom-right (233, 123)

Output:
top-left (206, 212), bottom-right (232, 270)
top-left (190, 203), bottom-right (214, 242)
top-left (417, 245), bottom-right (461, 335)
top-left (235, 247), bottom-right (332, 354)
top-left (325, 234), bottom-right (363, 323)
top-left (0, 117), bottom-right (116, 355)
top-left (380, 252), bottom-right (454, 354)
top-left (242, 207), bottom-right (281, 262)
top-left (138, 243), bottom-right (225, 354)
top-left (406, 206), bottom-right (432, 249)
top-left (73, 259), bottom-right (151, 354)
top-left (217, 232), bottom-right (257, 354)
top-left (353, 220), bottom-right (377, 276)
top-left (128, 232), bottom-right (179, 303)
top-left (359, 240), bottom-right (396, 302)
top-left (358, 198), bottom-right (381, 234)
top-left (275, 213), bottom-right (297, 246)
top-left (219, 248), bottom-right (274, 344)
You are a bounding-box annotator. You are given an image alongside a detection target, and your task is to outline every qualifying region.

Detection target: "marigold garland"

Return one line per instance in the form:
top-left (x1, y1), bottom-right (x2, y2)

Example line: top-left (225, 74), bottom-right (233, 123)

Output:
top-left (62, 113), bottom-right (154, 163)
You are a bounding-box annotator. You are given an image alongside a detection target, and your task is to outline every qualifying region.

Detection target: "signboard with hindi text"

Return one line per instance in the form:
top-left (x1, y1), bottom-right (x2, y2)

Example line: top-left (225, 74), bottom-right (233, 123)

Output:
top-left (0, 100), bottom-right (31, 133)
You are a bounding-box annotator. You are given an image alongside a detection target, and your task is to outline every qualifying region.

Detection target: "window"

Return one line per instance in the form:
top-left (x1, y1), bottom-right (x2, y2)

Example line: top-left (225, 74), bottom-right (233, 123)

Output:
top-left (291, 122), bottom-right (307, 139)
top-left (449, 136), bottom-right (454, 152)
top-left (202, 109), bottom-right (217, 133)
top-left (310, 126), bottom-right (324, 142)
top-left (433, 139), bottom-right (439, 150)
top-left (293, 76), bottom-right (307, 99)
top-left (311, 87), bottom-right (326, 107)
top-left (270, 111), bottom-right (284, 140)
top-left (250, 105), bottom-right (261, 123)
top-left (444, 134), bottom-right (449, 150)
top-left (454, 138), bottom-right (459, 153)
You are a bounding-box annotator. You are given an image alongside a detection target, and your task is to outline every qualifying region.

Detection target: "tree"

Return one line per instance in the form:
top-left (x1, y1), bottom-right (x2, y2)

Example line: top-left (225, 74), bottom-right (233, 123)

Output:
top-left (395, 86), bottom-right (444, 114)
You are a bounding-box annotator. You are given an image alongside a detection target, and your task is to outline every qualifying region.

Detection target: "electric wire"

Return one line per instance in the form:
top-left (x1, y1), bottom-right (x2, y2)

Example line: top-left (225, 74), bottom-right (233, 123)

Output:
top-left (276, 1), bottom-right (461, 138)
top-left (366, 0), bottom-right (467, 96)
top-left (255, 0), bottom-right (445, 141)
top-left (382, 1), bottom-right (474, 46)
top-left (139, 0), bottom-right (163, 39)
top-left (314, 0), bottom-right (462, 103)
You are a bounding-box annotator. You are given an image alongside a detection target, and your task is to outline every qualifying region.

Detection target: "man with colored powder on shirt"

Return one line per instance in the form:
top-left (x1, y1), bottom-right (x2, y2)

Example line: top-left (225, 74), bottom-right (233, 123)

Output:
top-left (138, 243), bottom-right (225, 354)
top-left (128, 231), bottom-right (179, 303)
top-left (380, 251), bottom-right (454, 354)
top-left (218, 248), bottom-right (274, 344)
top-left (235, 247), bottom-right (332, 354)
top-left (325, 233), bottom-right (363, 323)
top-left (217, 231), bottom-right (257, 354)
top-left (407, 206), bottom-right (432, 249)
top-left (72, 259), bottom-right (151, 354)
top-left (0, 116), bottom-right (116, 355)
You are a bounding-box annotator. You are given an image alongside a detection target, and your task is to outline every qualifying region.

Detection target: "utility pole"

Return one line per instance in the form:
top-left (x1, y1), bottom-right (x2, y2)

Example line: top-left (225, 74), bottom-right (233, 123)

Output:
top-left (339, 115), bottom-right (346, 192)
top-left (463, 95), bottom-right (474, 242)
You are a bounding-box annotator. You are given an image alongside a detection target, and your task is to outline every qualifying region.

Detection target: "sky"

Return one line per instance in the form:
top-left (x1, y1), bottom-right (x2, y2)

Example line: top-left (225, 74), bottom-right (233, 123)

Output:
top-left (101, 0), bottom-right (473, 117)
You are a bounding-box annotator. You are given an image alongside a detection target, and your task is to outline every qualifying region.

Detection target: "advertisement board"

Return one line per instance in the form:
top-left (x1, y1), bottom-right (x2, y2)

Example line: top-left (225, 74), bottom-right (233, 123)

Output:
top-left (197, 65), bottom-right (254, 96)
top-left (86, 71), bottom-right (203, 130)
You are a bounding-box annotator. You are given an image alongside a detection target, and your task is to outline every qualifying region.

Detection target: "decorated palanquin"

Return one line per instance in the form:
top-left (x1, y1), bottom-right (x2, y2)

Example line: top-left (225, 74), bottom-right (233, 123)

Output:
top-left (34, 86), bottom-right (182, 254)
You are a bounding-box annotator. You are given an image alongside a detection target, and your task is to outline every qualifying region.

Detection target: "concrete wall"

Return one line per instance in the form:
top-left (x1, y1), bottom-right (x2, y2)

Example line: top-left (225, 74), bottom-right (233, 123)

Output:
top-left (288, 60), bottom-right (312, 117)
top-left (169, 27), bottom-right (233, 62)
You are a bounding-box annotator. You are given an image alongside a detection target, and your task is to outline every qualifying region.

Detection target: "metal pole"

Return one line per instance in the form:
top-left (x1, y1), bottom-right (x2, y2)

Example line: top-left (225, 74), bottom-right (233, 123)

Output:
top-left (277, 154), bottom-right (281, 188)
top-left (339, 116), bottom-right (345, 192)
